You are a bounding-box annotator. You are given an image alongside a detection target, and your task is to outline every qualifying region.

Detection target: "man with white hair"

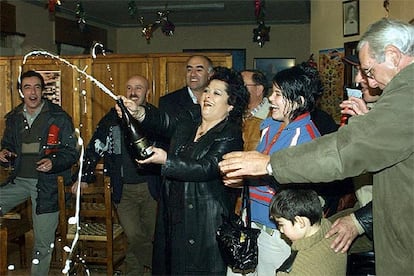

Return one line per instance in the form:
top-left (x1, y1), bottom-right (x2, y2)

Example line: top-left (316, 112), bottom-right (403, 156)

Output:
top-left (219, 18), bottom-right (414, 275)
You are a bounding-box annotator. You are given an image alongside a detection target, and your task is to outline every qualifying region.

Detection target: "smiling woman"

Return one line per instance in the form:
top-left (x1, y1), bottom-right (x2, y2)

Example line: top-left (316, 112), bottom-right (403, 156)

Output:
top-left (115, 66), bottom-right (249, 275)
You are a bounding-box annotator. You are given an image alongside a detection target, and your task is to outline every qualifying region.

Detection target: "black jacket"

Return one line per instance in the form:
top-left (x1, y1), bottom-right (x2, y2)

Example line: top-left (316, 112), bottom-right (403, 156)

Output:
top-left (354, 201), bottom-right (373, 240)
top-left (159, 87), bottom-right (196, 120)
top-left (142, 104), bottom-right (243, 275)
top-left (1, 100), bottom-right (79, 214)
top-left (77, 107), bottom-right (161, 203)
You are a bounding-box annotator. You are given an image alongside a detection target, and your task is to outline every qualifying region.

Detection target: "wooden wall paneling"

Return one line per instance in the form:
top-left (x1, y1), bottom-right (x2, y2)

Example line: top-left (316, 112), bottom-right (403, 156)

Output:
top-left (89, 55), bottom-right (153, 138)
top-left (9, 58), bottom-right (24, 110)
top-left (0, 58), bottom-right (12, 134)
top-left (18, 56), bottom-right (74, 116)
top-left (158, 56), bottom-right (187, 98)
top-left (70, 57), bottom-right (94, 143)
top-left (156, 53), bottom-right (233, 98)
top-left (147, 57), bottom-right (158, 107)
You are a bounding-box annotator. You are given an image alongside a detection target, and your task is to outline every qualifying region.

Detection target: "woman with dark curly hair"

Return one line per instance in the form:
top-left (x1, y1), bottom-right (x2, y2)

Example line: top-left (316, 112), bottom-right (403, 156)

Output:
top-left (116, 66), bottom-right (249, 275)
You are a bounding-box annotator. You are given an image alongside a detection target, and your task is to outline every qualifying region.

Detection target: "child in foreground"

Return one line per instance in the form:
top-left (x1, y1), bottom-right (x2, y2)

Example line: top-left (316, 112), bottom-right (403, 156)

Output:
top-left (270, 189), bottom-right (347, 275)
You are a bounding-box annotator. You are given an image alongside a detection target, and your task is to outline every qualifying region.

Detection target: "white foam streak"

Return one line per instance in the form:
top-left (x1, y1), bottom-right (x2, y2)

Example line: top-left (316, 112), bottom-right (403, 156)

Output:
top-left (20, 50), bottom-right (117, 101)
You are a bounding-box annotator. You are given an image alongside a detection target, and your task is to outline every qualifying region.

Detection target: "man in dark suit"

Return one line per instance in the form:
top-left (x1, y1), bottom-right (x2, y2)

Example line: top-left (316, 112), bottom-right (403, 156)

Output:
top-left (158, 55), bottom-right (214, 119)
top-left (152, 55), bottom-right (214, 275)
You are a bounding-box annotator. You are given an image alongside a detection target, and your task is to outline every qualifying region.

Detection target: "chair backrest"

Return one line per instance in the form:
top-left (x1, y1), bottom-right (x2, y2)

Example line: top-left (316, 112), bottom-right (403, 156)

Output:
top-left (57, 174), bottom-right (125, 275)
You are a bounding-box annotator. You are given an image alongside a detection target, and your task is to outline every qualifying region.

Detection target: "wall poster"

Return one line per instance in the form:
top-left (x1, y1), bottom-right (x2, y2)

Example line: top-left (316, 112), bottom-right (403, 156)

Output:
top-left (38, 70), bottom-right (61, 106)
top-left (318, 48), bottom-right (345, 123)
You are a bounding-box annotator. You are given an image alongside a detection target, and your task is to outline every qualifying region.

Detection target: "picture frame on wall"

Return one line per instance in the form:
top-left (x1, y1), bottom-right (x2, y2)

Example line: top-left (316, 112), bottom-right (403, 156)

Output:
top-left (343, 0), bottom-right (359, 37)
top-left (253, 58), bottom-right (295, 89)
top-left (38, 70), bottom-right (61, 106)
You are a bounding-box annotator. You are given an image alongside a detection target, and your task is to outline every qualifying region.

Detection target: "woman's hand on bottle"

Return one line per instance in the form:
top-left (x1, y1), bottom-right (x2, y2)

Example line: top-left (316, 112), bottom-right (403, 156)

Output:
top-left (136, 146), bottom-right (167, 165)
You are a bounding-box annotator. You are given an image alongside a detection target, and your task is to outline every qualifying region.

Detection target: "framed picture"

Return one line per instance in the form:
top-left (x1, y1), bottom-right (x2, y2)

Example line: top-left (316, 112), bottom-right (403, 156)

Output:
top-left (343, 0), bottom-right (359, 37)
top-left (253, 58), bottom-right (295, 88)
top-left (38, 70), bottom-right (61, 106)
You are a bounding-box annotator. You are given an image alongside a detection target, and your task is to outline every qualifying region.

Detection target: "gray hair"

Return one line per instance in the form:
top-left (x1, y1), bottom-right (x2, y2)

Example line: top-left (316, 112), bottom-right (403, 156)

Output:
top-left (357, 18), bottom-right (414, 62)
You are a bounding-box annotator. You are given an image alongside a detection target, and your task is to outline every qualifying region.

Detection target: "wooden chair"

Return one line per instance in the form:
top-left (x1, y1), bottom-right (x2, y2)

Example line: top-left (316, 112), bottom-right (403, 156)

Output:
top-left (0, 199), bottom-right (32, 275)
top-left (57, 175), bottom-right (125, 275)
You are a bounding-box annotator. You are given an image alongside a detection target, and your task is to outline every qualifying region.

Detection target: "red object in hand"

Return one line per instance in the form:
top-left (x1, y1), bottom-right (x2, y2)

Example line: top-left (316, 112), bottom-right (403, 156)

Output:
top-left (45, 124), bottom-right (60, 154)
top-left (340, 108), bottom-right (349, 127)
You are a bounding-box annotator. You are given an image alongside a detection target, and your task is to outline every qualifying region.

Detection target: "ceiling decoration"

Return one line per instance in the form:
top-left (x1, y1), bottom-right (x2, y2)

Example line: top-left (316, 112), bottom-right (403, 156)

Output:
top-left (26, 0), bottom-right (310, 46)
top-left (26, 0), bottom-right (310, 27)
top-left (252, 0), bottom-right (270, 47)
top-left (128, 1), bottom-right (175, 43)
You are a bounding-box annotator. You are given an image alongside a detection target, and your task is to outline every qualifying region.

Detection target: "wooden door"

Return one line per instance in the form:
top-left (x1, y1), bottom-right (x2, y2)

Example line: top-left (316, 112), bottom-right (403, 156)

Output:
top-left (89, 56), bottom-right (154, 141)
top-left (157, 53), bottom-right (232, 99)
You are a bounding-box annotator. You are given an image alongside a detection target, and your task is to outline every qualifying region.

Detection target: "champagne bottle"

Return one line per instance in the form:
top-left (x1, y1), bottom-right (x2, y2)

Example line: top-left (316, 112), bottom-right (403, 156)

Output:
top-left (116, 98), bottom-right (153, 159)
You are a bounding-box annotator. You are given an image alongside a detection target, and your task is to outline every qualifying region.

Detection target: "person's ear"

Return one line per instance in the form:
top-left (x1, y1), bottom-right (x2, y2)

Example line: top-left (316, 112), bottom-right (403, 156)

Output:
top-left (385, 45), bottom-right (402, 68)
top-left (294, 216), bottom-right (307, 228)
top-left (256, 84), bottom-right (265, 97)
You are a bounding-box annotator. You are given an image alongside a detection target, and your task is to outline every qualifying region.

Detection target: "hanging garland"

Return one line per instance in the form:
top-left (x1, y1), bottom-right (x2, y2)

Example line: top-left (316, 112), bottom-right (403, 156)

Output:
top-left (252, 0), bottom-right (270, 47)
top-left (75, 1), bottom-right (86, 32)
top-left (128, 1), bottom-right (175, 43)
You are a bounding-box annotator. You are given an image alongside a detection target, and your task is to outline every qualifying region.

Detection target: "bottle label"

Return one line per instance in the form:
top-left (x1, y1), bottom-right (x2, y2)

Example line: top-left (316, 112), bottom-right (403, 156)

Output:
top-left (145, 147), bottom-right (153, 156)
top-left (134, 137), bottom-right (153, 159)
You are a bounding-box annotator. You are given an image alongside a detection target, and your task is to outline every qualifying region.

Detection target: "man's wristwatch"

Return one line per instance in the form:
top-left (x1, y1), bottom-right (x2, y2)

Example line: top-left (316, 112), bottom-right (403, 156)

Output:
top-left (266, 162), bottom-right (273, 176)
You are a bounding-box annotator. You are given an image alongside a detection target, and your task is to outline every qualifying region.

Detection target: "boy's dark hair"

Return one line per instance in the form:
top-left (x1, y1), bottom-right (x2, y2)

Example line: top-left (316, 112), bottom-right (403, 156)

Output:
top-left (270, 189), bottom-right (322, 225)
top-left (18, 70), bottom-right (46, 91)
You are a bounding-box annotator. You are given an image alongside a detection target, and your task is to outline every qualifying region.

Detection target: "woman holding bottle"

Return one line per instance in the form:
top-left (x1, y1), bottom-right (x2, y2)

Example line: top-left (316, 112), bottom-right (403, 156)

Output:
top-left (116, 67), bottom-right (249, 275)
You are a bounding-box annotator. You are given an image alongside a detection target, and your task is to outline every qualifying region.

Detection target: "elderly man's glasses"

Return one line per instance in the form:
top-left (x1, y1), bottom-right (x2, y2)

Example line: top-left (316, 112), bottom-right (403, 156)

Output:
top-left (362, 62), bottom-right (376, 79)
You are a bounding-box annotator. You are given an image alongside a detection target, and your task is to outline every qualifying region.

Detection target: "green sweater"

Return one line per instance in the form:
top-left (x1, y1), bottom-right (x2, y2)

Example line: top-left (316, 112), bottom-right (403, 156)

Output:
top-left (270, 63), bottom-right (414, 275)
top-left (277, 219), bottom-right (346, 276)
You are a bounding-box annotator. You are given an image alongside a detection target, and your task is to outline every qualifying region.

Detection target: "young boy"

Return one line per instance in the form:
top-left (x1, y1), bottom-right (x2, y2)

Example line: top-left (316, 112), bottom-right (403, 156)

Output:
top-left (270, 189), bottom-right (347, 275)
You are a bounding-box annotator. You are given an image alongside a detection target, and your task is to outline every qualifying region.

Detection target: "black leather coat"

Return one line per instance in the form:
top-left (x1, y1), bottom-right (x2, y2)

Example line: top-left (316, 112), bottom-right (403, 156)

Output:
top-left (354, 201), bottom-right (373, 240)
top-left (142, 105), bottom-right (243, 275)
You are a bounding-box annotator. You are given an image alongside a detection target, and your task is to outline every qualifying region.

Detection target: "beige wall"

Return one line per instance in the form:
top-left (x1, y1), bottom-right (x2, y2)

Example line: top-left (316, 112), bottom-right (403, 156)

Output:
top-left (8, 1), bottom-right (117, 55)
top-left (310, 0), bottom-right (414, 61)
top-left (116, 24), bottom-right (310, 68)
